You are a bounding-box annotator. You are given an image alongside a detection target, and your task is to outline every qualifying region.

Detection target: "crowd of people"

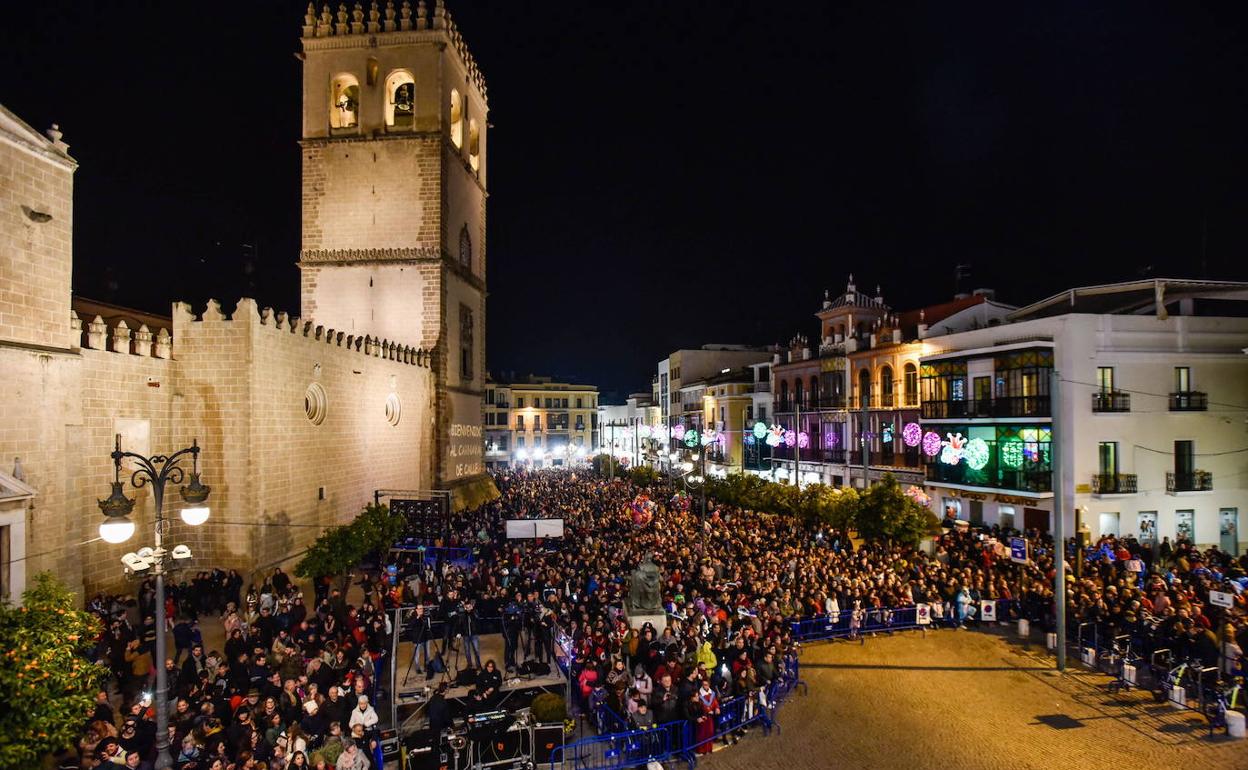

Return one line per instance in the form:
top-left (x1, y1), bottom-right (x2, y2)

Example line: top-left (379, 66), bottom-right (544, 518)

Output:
top-left (67, 466), bottom-right (1246, 768)
top-left (76, 568), bottom-right (392, 770)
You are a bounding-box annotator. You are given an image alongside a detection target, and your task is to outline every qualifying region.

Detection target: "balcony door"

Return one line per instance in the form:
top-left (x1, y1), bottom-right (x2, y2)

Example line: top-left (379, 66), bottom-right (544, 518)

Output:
top-left (1174, 366), bottom-right (1190, 393)
top-left (973, 376), bottom-right (991, 416)
top-left (1174, 440), bottom-right (1194, 479)
top-left (1098, 441), bottom-right (1118, 476)
top-left (1097, 366), bottom-right (1114, 392)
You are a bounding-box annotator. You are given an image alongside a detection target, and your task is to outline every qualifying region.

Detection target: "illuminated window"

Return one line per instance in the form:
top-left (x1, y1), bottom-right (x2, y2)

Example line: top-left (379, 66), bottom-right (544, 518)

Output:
top-left (385, 71), bottom-right (415, 128)
top-left (449, 88), bottom-right (463, 147)
top-left (330, 74), bottom-right (360, 129)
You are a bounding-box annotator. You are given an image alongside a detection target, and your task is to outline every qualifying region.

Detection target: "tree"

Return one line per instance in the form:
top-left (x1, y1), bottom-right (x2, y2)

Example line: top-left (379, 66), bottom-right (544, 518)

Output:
top-left (856, 474), bottom-right (940, 546)
top-left (0, 573), bottom-right (109, 768)
top-left (294, 503), bottom-right (406, 586)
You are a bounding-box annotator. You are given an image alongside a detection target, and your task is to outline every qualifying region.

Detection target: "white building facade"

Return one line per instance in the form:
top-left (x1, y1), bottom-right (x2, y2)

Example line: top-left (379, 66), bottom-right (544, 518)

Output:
top-left (918, 280), bottom-right (1248, 553)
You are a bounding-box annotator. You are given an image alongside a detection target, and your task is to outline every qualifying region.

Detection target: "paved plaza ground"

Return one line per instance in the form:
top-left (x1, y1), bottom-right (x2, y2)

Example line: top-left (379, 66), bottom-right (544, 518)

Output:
top-left (705, 628), bottom-right (1247, 770)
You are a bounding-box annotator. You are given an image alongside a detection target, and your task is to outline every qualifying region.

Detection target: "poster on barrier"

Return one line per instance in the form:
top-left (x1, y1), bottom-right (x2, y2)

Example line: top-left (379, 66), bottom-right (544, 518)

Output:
top-left (1009, 536), bottom-right (1028, 564)
top-left (980, 600), bottom-right (997, 622)
top-left (915, 603), bottom-right (931, 625)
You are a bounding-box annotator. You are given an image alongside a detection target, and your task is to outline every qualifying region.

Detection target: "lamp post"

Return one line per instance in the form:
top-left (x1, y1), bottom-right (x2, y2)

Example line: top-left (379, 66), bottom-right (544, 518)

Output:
top-left (98, 435), bottom-right (211, 770)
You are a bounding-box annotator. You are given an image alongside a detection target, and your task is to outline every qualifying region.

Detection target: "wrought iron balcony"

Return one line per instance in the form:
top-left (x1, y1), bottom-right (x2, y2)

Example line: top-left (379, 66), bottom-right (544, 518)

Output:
top-left (1166, 470), bottom-right (1212, 493)
top-left (1091, 473), bottom-right (1137, 494)
top-left (1169, 391), bottom-right (1207, 411)
top-left (1091, 391), bottom-right (1131, 413)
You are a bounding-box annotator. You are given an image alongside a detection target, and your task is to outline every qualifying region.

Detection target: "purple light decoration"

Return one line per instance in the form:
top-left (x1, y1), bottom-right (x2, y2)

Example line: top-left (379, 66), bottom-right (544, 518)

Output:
top-left (921, 430), bottom-right (942, 457)
top-left (826, 431), bottom-right (840, 448)
top-left (902, 422), bottom-right (922, 447)
top-left (672, 424), bottom-right (685, 440)
top-left (797, 431), bottom-right (810, 449)
top-left (784, 430), bottom-right (797, 447)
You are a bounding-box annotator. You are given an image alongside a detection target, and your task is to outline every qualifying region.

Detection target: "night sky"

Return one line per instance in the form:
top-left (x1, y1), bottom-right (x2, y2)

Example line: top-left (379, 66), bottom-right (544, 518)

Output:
top-left (5, 1), bottom-right (1248, 399)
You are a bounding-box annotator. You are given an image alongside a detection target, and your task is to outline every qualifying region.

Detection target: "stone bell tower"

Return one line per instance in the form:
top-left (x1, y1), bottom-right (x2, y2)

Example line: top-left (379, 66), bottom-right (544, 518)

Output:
top-left (297, 1), bottom-right (488, 492)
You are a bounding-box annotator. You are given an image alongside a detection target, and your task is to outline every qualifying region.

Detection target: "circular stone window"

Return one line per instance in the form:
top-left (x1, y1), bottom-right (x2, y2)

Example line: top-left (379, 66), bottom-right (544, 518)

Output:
top-left (384, 393), bottom-right (402, 426)
top-left (304, 383), bottom-right (328, 425)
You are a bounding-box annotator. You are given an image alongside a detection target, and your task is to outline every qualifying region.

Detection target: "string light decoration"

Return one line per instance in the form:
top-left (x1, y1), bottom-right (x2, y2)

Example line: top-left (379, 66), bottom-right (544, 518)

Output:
top-left (1000, 439), bottom-right (1024, 469)
top-left (797, 431), bottom-right (810, 449)
top-left (766, 425), bottom-right (785, 448)
top-left (881, 422), bottom-right (894, 444)
top-left (921, 431), bottom-right (942, 457)
top-left (753, 421), bottom-right (768, 440)
top-left (783, 430), bottom-right (797, 448)
top-left (672, 424), bottom-right (685, 441)
top-left (684, 429), bottom-right (699, 448)
top-left (902, 422), bottom-right (922, 447)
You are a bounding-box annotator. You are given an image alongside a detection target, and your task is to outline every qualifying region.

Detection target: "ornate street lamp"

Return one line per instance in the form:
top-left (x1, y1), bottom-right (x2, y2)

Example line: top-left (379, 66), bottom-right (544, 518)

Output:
top-left (98, 435), bottom-right (210, 770)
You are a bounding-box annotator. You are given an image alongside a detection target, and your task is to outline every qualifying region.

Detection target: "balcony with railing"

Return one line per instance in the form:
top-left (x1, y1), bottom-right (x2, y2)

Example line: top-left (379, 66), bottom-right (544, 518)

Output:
top-left (775, 396), bottom-right (847, 414)
top-left (1091, 391), bottom-right (1131, 413)
top-left (847, 449), bottom-right (923, 469)
top-left (1166, 470), bottom-right (1212, 494)
top-left (1091, 473), bottom-right (1137, 495)
top-left (920, 396), bottom-right (1050, 420)
top-left (1169, 391), bottom-right (1207, 411)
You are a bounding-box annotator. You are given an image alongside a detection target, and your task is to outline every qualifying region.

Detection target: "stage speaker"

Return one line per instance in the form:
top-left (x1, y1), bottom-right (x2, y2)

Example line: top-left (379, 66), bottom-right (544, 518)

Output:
top-left (479, 727), bottom-right (525, 764)
top-left (534, 724), bottom-right (564, 763)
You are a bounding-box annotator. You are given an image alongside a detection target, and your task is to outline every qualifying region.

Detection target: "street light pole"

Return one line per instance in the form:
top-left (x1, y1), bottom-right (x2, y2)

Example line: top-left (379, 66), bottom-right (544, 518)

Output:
top-left (98, 436), bottom-right (210, 770)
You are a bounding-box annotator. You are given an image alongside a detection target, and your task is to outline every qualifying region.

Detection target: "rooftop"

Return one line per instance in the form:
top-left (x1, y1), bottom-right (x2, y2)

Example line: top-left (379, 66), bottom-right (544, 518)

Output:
top-left (1009, 278), bottom-right (1248, 321)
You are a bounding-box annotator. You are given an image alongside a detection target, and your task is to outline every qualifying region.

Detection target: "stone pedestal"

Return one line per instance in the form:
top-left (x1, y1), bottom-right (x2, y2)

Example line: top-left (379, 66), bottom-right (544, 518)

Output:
top-left (625, 611), bottom-right (668, 632)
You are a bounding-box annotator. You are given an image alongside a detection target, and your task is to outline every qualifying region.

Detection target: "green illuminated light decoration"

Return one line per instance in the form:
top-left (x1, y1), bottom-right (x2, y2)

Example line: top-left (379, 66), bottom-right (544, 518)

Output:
top-left (965, 438), bottom-right (990, 470)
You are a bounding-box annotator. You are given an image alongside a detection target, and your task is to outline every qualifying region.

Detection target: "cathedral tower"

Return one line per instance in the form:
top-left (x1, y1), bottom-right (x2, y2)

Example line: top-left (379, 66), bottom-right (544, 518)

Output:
top-left (298, 1), bottom-right (487, 491)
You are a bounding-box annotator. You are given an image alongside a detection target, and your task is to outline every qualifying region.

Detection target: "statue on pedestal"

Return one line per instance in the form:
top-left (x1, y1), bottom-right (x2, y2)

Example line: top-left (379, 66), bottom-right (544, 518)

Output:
top-left (627, 554), bottom-right (663, 615)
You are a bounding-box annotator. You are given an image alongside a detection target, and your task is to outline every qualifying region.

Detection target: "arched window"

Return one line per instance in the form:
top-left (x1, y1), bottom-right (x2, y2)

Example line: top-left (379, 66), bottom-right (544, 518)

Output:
top-left (449, 88), bottom-right (463, 148)
top-left (780, 381), bottom-right (790, 411)
top-left (903, 362), bottom-right (918, 406)
top-left (458, 225), bottom-right (472, 270)
top-left (385, 70), bottom-right (415, 128)
top-left (468, 118), bottom-right (481, 172)
top-left (809, 376), bottom-right (820, 407)
top-left (880, 365), bottom-right (894, 407)
top-left (794, 380), bottom-right (804, 409)
top-left (330, 74), bottom-right (360, 129)
top-left (858, 368), bottom-right (871, 406)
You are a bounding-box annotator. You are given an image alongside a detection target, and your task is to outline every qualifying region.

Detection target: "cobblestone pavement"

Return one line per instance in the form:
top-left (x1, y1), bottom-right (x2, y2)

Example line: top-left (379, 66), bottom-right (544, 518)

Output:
top-left (704, 629), bottom-right (1248, 770)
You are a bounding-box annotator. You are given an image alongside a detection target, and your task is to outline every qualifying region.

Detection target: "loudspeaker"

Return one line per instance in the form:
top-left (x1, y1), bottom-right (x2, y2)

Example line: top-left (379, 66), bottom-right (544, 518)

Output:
top-left (534, 724), bottom-right (564, 763)
top-left (479, 727), bottom-right (524, 764)
top-left (520, 660), bottom-right (551, 677)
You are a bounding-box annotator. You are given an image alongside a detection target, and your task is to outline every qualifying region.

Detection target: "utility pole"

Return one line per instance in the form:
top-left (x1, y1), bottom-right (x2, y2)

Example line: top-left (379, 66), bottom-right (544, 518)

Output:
top-left (860, 380), bottom-right (871, 491)
top-left (1051, 369), bottom-right (1067, 671)
top-left (609, 421), bottom-right (616, 481)
top-left (794, 399), bottom-right (802, 488)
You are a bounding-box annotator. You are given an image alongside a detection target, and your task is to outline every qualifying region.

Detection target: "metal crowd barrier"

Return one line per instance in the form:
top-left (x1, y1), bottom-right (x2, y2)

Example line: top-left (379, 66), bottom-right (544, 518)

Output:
top-left (552, 660), bottom-right (806, 770)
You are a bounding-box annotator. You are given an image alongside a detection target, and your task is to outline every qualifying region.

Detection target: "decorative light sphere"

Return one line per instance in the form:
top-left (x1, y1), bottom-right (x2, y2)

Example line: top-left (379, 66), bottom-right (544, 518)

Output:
top-left (921, 431), bottom-right (942, 457)
top-left (99, 516), bottom-right (136, 544)
top-left (783, 430), bottom-right (796, 448)
top-left (797, 431), bottom-right (810, 449)
top-left (684, 429), bottom-right (699, 448)
top-left (180, 505), bottom-right (210, 527)
top-left (902, 422), bottom-right (922, 447)
top-left (753, 421), bottom-right (768, 440)
top-left (672, 424), bottom-right (686, 441)
top-left (965, 438), bottom-right (990, 470)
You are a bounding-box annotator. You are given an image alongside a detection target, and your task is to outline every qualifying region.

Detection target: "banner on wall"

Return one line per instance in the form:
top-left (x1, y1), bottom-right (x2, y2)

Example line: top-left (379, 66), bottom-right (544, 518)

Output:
top-left (444, 390), bottom-right (484, 482)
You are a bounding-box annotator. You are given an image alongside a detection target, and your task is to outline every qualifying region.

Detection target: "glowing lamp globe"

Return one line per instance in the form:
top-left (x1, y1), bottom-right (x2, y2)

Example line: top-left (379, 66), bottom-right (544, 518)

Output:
top-left (180, 506), bottom-right (210, 526)
top-left (902, 422), bottom-right (922, 448)
top-left (753, 421), bottom-right (768, 440)
top-left (99, 516), bottom-right (136, 544)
